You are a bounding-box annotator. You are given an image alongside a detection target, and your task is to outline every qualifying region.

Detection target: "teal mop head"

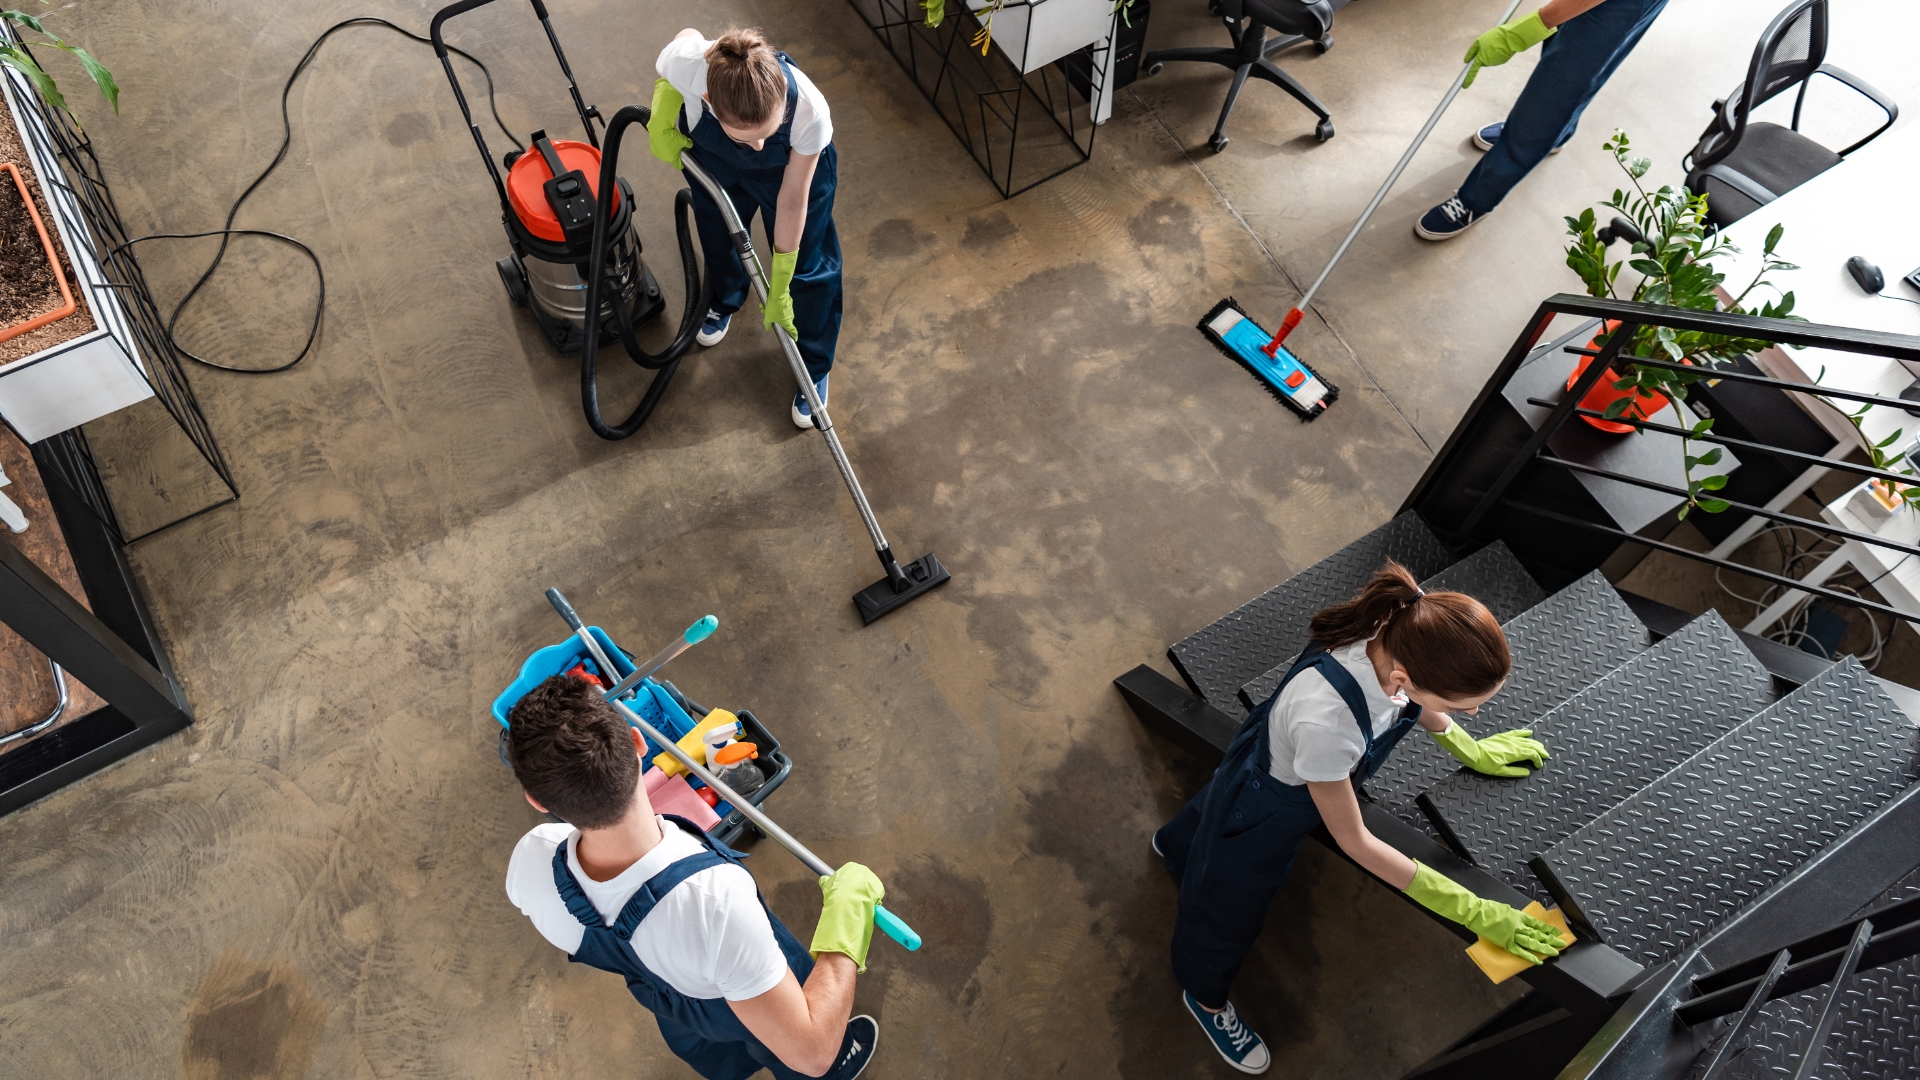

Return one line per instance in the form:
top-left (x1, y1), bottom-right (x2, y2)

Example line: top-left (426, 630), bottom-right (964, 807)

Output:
top-left (1197, 298), bottom-right (1336, 420)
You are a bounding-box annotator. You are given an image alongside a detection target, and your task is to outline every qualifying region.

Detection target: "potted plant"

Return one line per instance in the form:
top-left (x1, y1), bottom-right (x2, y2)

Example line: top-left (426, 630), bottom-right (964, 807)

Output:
top-left (923, 0), bottom-right (1135, 74)
top-left (1561, 130), bottom-right (1803, 520)
top-left (0, 8), bottom-right (139, 443)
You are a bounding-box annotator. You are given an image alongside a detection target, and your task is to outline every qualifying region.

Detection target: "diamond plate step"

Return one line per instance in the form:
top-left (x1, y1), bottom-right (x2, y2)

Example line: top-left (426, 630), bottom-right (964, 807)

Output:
top-left (1168, 513), bottom-right (1452, 711)
top-left (1234, 540), bottom-right (1549, 711)
top-left (1536, 659), bottom-right (1920, 971)
top-left (1694, 871), bottom-right (1920, 1080)
top-left (1418, 612), bottom-right (1773, 899)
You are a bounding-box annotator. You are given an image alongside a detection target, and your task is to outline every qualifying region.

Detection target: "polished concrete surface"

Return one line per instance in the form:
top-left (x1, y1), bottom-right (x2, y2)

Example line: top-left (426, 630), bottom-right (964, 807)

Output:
top-left (2, 0), bottom-right (1916, 1076)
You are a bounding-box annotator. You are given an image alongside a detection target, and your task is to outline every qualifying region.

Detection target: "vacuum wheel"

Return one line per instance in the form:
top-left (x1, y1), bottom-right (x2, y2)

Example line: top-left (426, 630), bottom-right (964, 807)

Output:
top-left (497, 254), bottom-right (529, 307)
top-left (1315, 119), bottom-right (1336, 142)
top-left (1145, 61), bottom-right (1164, 78)
top-left (1315, 33), bottom-right (1333, 54)
top-left (1208, 133), bottom-right (1230, 153)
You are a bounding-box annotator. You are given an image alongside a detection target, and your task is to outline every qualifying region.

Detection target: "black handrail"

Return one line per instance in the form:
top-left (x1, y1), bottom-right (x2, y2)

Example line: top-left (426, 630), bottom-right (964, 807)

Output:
top-left (1564, 344), bottom-right (1920, 414)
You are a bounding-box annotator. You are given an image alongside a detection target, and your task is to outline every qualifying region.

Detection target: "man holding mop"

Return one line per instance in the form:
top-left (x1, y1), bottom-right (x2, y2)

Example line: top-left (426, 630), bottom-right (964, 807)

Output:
top-left (504, 673), bottom-right (882, 1078)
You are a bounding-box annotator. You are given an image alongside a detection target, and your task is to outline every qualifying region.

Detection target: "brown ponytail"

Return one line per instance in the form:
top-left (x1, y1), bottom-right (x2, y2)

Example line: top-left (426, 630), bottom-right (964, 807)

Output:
top-left (1307, 560), bottom-right (1510, 699)
top-left (705, 28), bottom-right (786, 128)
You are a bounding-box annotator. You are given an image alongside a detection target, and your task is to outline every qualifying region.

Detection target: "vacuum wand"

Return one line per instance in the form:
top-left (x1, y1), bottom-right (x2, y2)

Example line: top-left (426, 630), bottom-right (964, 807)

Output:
top-left (602, 614), bottom-right (718, 700)
top-left (677, 156), bottom-right (950, 624)
top-left (544, 589), bottom-right (923, 951)
top-left (1262, 0), bottom-right (1527, 357)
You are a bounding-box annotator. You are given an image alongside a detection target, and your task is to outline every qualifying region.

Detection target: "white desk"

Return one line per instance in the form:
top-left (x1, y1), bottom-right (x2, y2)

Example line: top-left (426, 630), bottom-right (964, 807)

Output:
top-left (1710, 122), bottom-right (1920, 632)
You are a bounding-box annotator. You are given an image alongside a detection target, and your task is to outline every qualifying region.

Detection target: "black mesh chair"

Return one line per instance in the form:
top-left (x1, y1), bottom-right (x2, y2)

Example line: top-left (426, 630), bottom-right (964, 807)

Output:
top-left (1683, 0), bottom-right (1898, 230)
top-left (1141, 0), bottom-right (1347, 152)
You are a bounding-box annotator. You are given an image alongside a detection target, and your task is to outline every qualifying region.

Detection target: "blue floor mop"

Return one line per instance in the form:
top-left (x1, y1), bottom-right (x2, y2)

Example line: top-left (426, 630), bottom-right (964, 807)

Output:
top-left (1198, 0), bottom-right (1525, 420)
top-left (543, 589), bottom-right (923, 953)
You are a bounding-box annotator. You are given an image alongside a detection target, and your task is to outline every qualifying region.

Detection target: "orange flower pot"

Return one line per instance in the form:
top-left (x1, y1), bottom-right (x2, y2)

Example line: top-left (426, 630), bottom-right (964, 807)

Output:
top-left (1565, 320), bottom-right (1671, 434)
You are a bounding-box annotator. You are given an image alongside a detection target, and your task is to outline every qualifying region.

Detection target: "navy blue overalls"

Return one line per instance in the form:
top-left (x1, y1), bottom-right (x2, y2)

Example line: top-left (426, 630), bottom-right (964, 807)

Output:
top-left (552, 816), bottom-right (817, 1080)
top-left (1154, 645), bottom-right (1422, 1008)
top-left (681, 54), bottom-right (842, 384)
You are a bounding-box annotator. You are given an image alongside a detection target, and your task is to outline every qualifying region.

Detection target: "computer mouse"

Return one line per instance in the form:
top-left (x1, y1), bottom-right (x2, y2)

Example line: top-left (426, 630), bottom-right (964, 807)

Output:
top-left (1846, 255), bottom-right (1885, 295)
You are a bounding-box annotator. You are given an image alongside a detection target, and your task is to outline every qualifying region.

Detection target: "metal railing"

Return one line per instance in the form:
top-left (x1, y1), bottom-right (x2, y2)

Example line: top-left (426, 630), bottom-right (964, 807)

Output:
top-left (1404, 293), bottom-right (1920, 628)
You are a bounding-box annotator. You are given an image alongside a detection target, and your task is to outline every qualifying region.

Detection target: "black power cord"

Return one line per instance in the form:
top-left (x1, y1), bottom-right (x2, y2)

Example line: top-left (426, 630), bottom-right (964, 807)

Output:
top-left (112, 17), bottom-right (521, 373)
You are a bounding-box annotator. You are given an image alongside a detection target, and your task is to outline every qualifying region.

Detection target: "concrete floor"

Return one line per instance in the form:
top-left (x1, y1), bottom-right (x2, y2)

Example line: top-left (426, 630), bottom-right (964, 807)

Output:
top-left (3, 0), bottom-right (1917, 1077)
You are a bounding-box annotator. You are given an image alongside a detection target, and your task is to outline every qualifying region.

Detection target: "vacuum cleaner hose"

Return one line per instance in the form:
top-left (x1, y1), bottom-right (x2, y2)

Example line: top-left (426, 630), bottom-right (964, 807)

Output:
top-left (578, 104), bottom-right (705, 440)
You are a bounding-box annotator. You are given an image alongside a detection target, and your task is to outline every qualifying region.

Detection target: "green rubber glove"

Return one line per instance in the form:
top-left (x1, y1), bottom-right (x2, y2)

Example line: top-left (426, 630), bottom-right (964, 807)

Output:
top-left (1405, 861), bottom-right (1567, 964)
top-left (1430, 721), bottom-right (1549, 778)
top-left (764, 249), bottom-right (799, 339)
top-left (648, 78), bottom-right (693, 169)
top-left (810, 862), bottom-right (884, 972)
top-left (1462, 10), bottom-right (1556, 88)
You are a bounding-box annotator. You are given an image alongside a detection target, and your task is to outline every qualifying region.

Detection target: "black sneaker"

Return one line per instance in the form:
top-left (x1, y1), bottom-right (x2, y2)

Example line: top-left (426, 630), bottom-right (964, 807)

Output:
top-left (1473, 120), bottom-right (1560, 154)
top-left (823, 1014), bottom-right (879, 1079)
top-left (1413, 196), bottom-right (1487, 241)
top-left (1183, 992), bottom-right (1270, 1074)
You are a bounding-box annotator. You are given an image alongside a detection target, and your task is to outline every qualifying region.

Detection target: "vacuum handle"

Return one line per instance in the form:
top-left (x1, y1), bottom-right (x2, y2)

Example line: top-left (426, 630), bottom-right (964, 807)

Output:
top-left (546, 587), bottom-right (586, 631)
top-left (429, 0), bottom-right (547, 57)
top-left (874, 905), bottom-right (922, 951)
top-left (603, 615), bottom-right (720, 700)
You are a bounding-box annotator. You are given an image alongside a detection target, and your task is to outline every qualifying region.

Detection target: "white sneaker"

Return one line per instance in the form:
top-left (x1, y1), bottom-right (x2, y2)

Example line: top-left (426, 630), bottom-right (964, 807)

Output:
top-left (696, 309), bottom-right (731, 347)
top-left (791, 375), bottom-right (829, 430)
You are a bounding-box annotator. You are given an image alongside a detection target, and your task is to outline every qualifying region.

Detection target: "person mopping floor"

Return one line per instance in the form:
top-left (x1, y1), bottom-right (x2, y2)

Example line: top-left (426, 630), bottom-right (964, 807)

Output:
top-left (505, 674), bottom-right (882, 1079)
top-left (649, 27), bottom-right (842, 429)
top-left (1415, 0), bottom-right (1668, 240)
top-left (1154, 563), bottom-right (1565, 1073)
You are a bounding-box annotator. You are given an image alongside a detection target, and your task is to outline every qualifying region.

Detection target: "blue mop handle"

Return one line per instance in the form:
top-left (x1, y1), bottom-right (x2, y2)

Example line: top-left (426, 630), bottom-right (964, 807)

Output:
top-left (873, 905), bottom-right (922, 951)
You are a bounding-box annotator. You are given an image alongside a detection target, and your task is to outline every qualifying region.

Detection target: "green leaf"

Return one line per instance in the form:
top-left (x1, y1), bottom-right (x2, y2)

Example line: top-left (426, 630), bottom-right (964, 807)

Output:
top-left (1697, 498), bottom-right (1731, 514)
top-left (1677, 503), bottom-right (1692, 520)
top-left (1629, 156), bottom-right (1652, 178)
top-left (1765, 222), bottom-right (1783, 255)
top-left (1602, 396), bottom-right (1634, 419)
top-left (1699, 474), bottom-right (1728, 491)
top-left (1692, 417), bottom-right (1715, 435)
top-left (1878, 429), bottom-right (1904, 449)
top-left (0, 48), bottom-right (64, 114)
top-left (1, 9), bottom-right (51, 35)
top-left (1629, 258), bottom-right (1664, 276)
top-left (1695, 447), bottom-right (1724, 466)
top-left (51, 42), bottom-right (118, 113)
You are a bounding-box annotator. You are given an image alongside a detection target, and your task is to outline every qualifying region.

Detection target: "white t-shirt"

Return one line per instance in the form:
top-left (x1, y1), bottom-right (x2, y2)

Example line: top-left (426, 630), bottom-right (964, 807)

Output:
top-left (656, 36), bottom-right (832, 156)
top-left (1267, 638), bottom-right (1411, 786)
top-left (505, 818), bottom-right (790, 1002)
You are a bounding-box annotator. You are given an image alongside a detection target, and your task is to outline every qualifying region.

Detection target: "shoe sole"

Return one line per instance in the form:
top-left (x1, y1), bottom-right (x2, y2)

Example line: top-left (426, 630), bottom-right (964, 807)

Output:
top-left (1151, 834), bottom-right (1164, 858)
top-left (1184, 999), bottom-right (1271, 1075)
top-left (792, 390), bottom-right (827, 429)
top-left (832, 1015), bottom-right (879, 1080)
top-left (696, 324), bottom-right (728, 347)
top-left (1413, 214), bottom-right (1484, 241)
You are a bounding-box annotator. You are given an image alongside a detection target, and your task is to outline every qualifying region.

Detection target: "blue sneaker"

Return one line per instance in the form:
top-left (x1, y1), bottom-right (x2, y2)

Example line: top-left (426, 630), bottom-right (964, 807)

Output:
top-left (1414, 196), bottom-right (1487, 241)
top-left (822, 1014), bottom-right (878, 1079)
top-left (791, 375), bottom-right (829, 429)
top-left (1183, 993), bottom-right (1270, 1074)
top-left (1473, 120), bottom-right (1561, 154)
top-left (696, 309), bottom-right (730, 347)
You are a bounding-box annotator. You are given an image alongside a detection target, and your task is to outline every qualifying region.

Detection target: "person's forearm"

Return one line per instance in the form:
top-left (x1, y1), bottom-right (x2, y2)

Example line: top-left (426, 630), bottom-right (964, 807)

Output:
top-left (774, 185), bottom-right (808, 254)
top-left (1308, 779), bottom-right (1418, 889)
top-left (794, 953), bottom-right (857, 1074)
top-left (1537, 0), bottom-right (1607, 28)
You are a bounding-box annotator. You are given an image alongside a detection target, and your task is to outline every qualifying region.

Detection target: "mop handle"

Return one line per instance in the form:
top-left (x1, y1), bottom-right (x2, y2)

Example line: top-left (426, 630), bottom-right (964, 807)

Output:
top-left (544, 589), bottom-right (924, 952)
top-left (601, 615), bottom-right (719, 701)
top-left (1262, 0), bottom-right (1527, 357)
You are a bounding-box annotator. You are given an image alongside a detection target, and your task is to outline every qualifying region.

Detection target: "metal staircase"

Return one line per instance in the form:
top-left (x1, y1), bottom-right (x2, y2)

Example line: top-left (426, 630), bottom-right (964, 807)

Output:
top-left (1114, 512), bottom-right (1920, 1079)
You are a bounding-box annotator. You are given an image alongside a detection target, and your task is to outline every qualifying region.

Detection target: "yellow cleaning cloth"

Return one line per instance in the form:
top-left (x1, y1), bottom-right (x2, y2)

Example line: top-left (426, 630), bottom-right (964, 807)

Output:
top-left (653, 709), bottom-right (741, 777)
top-left (1466, 903), bottom-right (1576, 984)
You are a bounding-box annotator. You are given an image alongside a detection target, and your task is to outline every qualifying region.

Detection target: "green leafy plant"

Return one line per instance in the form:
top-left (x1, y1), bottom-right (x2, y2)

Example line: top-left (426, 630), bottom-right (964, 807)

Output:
top-left (1, 8), bottom-right (118, 117)
top-left (1562, 130), bottom-right (1802, 519)
top-left (922, 0), bottom-right (1140, 48)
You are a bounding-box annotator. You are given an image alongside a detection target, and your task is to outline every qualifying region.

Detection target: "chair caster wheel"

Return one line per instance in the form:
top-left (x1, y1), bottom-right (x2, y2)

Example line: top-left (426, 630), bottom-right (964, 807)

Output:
top-left (1315, 119), bottom-right (1335, 142)
top-left (1315, 34), bottom-right (1333, 53)
top-left (1208, 134), bottom-right (1230, 153)
top-left (1145, 61), bottom-right (1163, 77)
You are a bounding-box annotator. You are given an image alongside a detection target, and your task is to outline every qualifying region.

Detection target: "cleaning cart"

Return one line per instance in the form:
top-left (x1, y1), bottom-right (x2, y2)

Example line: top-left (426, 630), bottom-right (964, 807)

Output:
top-left (492, 627), bottom-right (792, 847)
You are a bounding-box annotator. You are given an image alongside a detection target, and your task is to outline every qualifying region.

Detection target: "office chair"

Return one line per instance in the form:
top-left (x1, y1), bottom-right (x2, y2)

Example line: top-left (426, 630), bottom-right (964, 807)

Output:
top-left (1683, 0), bottom-right (1897, 230)
top-left (1141, 0), bottom-right (1347, 152)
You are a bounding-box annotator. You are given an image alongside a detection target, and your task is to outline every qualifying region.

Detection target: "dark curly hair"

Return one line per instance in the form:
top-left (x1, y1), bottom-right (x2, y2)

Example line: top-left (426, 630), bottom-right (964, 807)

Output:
top-left (506, 674), bottom-right (639, 829)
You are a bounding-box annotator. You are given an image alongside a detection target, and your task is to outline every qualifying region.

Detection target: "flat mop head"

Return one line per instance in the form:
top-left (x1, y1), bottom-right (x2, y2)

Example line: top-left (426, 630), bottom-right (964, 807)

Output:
top-left (1197, 297), bottom-right (1337, 421)
top-left (854, 553), bottom-right (950, 625)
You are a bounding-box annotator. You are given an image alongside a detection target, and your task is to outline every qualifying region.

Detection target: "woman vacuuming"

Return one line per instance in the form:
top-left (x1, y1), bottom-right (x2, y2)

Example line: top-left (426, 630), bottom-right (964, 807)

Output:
top-left (649, 28), bottom-right (841, 430)
top-left (1155, 562), bottom-right (1564, 1074)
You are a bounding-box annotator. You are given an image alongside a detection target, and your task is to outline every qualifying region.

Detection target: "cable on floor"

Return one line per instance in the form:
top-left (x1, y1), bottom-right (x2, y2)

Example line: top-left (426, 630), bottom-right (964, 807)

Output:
top-left (111, 17), bottom-right (521, 374)
top-left (1715, 519), bottom-right (1904, 670)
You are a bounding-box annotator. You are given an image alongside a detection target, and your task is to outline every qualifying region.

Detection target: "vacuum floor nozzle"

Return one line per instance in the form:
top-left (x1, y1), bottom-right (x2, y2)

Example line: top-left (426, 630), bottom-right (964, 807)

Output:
top-left (854, 553), bottom-right (951, 625)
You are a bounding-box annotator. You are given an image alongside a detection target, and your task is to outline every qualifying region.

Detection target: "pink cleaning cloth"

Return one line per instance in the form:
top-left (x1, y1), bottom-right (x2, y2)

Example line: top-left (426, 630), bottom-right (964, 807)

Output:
top-left (644, 766), bottom-right (721, 831)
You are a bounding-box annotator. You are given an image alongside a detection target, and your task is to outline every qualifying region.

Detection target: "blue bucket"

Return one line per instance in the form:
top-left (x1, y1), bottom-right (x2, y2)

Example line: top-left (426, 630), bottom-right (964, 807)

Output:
top-left (492, 628), bottom-right (698, 760)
